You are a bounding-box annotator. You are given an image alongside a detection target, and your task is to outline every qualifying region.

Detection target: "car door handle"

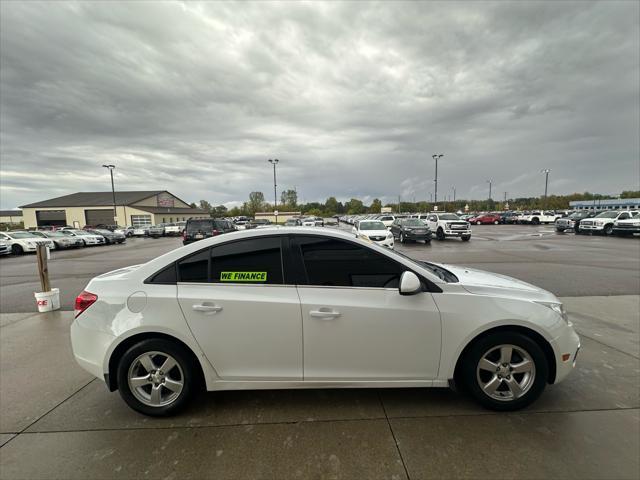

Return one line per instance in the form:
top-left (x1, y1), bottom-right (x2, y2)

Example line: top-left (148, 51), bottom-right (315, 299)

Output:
top-left (309, 309), bottom-right (341, 320)
top-left (192, 304), bottom-right (223, 313)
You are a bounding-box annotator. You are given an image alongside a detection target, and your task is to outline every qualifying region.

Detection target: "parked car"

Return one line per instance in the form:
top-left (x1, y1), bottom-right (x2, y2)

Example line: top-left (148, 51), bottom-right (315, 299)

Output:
top-left (147, 225), bottom-right (166, 238)
top-left (285, 218), bottom-right (302, 226)
top-left (579, 211), bottom-right (631, 235)
top-left (612, 211), bottom-right (640, 236)
top-left (62, 229), bottom-right (105, 246)
top-left (115, 226), bottom-right (135, 237)
top-left (424, 213), bottom-right (471, 241)
top-left (163, 223), bottom-right (183, 236)
top-left (246, 219), bottom-right (272, 229)
top-left (470, 213), bottom-right (502, 225)
top-left (0, 239), bottom-right (11, 255)
top-left (32, 230), bottom-right (84, 249)
top-left (0, 231), bottom-right (55, 254)
top-left (183, 218), bottom-right (236, 245)
top-left (87, 229), bottom-right (126, 244)
top-left (555, 211), bottom-right (597, 233)
top-left (71, 227), bottom-right (580, 416)
top-left (377, 215), bottom-right (396, 228)
top-left (500, 212), bottom-right (520, 224)
top-left (301, 217), bottom-right (323, 227)
top-left (519, 211), bottom-right (559, 225)
top-left (352, 220), bottom-right (394, 249)
top-left (389, 218), bottom-right (431, 244)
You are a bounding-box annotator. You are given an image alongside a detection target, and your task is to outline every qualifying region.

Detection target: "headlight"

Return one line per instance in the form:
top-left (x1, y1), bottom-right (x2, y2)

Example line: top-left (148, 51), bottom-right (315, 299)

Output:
top-left (595, 220), bottom-right (605, 225)
top-left (537, 302), bottom-right (570, 324)
top-left (387, 232), bottom-right (393, 238)
top-left (26, 242), bottom-right (35, 247)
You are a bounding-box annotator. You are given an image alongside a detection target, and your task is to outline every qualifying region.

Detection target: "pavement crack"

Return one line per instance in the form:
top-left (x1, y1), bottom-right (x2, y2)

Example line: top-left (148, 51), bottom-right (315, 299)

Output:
top-left (378, 391), bottom-right (411, 480)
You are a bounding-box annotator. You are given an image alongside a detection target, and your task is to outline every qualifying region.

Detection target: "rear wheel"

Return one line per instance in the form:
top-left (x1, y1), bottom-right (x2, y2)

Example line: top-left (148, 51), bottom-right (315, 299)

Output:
top-left (399, 233), bottom-right (405, 244)
top-left (117, 339), bottom-right (198, 416)
top-left (493, 220), bottom-right (499, 225)
top-left (461, 332), bottom-right (548, 411)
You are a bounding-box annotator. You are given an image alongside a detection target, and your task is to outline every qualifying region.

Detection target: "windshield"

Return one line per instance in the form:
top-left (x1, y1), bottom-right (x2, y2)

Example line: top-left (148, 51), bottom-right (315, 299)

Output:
top-left (439, 214), bottom-right (460, 220)
top-left (595, 212), bottom-right (618, 218)
top-left (44, 232), bottom-right (66, 237)
top-left (73, 230), bottom-right (92, 236)
top-left (9, 232), bottom-right (37, 239)
top-left (359, 221), bottom-right (386, 230)
top-left (402, 219), bottom-right (425, 226)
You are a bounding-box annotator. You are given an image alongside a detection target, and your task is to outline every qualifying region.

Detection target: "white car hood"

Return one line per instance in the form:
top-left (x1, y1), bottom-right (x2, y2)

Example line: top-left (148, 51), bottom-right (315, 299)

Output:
top-left (437, 264), bottom-right (558, 301)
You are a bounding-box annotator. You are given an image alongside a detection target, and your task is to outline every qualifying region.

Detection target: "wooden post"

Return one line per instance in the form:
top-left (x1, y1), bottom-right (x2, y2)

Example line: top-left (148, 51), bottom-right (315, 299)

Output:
top-left (36, 244), bottom-right (50, 292)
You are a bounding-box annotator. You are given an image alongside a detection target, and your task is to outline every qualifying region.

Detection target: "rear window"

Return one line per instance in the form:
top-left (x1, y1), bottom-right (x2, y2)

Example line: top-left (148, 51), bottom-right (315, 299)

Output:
top-left (187, 220), bottom-right (214, 232)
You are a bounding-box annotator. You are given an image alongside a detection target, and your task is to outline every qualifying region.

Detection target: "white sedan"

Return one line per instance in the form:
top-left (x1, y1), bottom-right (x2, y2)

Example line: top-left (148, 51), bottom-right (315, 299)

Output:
top-left (0, 231), bottom-right (55, 254)
top-left (63, 229), bottom-right (105, 246)
top-left (352, 220), bottom-right (394, 249)
top-left (71, 227), bottom-right (580, 416)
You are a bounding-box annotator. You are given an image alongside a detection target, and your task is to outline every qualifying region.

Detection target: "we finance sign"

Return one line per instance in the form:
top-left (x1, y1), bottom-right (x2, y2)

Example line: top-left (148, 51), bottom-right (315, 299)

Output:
top-left (220, 272), bottom-right (267, 282)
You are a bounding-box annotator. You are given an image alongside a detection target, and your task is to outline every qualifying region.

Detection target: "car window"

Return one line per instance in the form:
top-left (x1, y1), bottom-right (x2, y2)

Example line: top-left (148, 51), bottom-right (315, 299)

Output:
top-left (210, 237), bottom-right (283, 284)
top-left (187, 220), bottom-right (213, 232)
top-left (178, 249), bottom-right (209, 282)
top-left (618, 213), bottom-right (629, 220)
top-left (293, 236), bottom-right (403, 288)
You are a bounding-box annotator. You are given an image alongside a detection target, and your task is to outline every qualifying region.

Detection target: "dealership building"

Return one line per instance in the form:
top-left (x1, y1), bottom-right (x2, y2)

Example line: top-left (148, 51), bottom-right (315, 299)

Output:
top-left (20, 191), bottom-right (208, 229)
top-left (0, 210), bottom-right (23, 225)
top-left (568, 198), bottom-right (640, 211)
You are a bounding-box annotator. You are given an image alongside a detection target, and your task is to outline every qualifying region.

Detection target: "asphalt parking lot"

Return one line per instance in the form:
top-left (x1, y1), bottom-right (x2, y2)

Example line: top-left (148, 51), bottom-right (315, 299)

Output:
top-left (1, 225), bottom-right (639, 479)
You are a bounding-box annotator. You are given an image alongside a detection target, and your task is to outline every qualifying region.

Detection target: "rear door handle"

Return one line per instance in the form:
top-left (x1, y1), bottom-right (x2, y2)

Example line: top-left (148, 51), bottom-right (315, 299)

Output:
top-left (192, 304), bottom-right (223, 314)
top-left (309, 309), bottom-right (341, 320)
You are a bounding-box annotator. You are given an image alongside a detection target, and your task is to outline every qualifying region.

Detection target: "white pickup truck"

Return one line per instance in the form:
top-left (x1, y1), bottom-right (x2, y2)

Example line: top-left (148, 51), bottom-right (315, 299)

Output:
top-left (580, 210), bottom-right (638, 235)
top-left (519, 211), bottom-right (560, 225)
top-left (423, 213), bottom-right (471, 241)
top-left (613, 211), bottom-right (640, 236)
top-left (163, 222), bottom-right (185, 236)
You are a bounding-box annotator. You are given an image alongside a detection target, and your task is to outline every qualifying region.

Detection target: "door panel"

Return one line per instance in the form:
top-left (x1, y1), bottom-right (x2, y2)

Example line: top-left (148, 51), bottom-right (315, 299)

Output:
top-left (298, 286), bottom-right (441, 380)
top-left (178, 284), bottom-right (302, 380)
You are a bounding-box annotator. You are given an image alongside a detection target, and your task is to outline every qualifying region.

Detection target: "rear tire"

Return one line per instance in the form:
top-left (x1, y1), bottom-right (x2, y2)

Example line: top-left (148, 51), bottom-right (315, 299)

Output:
top-left (461, 332), bottom-right (548, 411)
top-left (117, 338), bottom-right (198, 417)
top-left (399, 233), bottom-right (405, 244)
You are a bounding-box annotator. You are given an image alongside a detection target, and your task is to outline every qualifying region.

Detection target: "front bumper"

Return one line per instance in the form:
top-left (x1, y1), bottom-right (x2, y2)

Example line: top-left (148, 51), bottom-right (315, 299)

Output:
top-left (551, 326), bottom-right (581, 384)
top-left (400, 230), bottom-right (431, 241)
top-left (372, 237), bottom-right (395, 249)
top-left (579, 224), bottom-right (605, 232)
top-left (443, 229), bottom-right (471, 237)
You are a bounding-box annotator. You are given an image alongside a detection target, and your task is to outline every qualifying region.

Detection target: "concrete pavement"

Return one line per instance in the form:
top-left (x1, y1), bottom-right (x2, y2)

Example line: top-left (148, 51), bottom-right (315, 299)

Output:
top-left (0, 297), bottom-right (638, 479)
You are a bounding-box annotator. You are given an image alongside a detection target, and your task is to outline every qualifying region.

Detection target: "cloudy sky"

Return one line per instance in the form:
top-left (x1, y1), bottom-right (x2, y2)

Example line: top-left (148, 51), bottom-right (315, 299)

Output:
top-left (1, 1), bottom-right (638, 209)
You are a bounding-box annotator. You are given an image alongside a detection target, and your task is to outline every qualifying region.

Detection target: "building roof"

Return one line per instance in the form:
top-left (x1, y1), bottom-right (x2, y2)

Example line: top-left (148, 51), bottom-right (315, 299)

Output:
top-left (20, 191), bottom-right (167, 208)
top-left (0, 210), bottom-right (23, 216)
top-left (569, 198), bottom-right (640, 207)
top-left (135, 206), bottom-right (208, 215)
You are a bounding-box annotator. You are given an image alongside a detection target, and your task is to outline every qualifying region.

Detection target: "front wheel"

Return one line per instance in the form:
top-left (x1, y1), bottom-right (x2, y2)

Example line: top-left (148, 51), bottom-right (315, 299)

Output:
top-left (436, 228), bottom-right (445, 241)
top-left (494, 220), bottom-right (499, 225)
top-left (603, 224), bottom-right (613, 236)
top-left (461, 236), bottom-right (471, 242)
top-left (11, 244), bottom-right (23, 255)
top-left (117, 339), bottom-right (198, 416)
top-left (399, 233), bottom-right (405, 244)
top-left (461, 332), bottom-right (548, 411)
top-left (476, 221), bottom-right (482, 225)
top-left (556, 228), bottom-right (565, 233)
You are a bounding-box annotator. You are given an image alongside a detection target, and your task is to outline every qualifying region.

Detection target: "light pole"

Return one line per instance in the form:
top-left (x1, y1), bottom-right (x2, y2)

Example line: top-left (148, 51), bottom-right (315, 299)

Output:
top-left (451, 186), bottom-right (456, 202)
top-left (486, 179), bottom-right (492, 210)
top-left (102, 164), bottom-right (117, 225)
top-left (432, 154), bottom-right (443, 205)
top-left (268, 159), bottom-right (279, 223)
top-left (541, 169), bottom-right (550, 207)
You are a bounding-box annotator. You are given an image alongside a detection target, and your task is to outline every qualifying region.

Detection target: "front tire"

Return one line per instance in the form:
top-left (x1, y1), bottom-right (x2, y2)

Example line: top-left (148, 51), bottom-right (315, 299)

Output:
top-left (399, 233), bottom-right (405, 244)
top-left (117, 339), bottom-right (198, 417)
top-left (461, 332), bottom-right (548, 411)
top-left (436, 228), bottom-right (445, 240)
top-left (494, 220), bottom-right (499, 225)
top-left (11, 244), bottom-right (23, 255)
top-left (461, 235), bottom-right (471, 242)
top-left (603, 224), bottom-right (613, 236)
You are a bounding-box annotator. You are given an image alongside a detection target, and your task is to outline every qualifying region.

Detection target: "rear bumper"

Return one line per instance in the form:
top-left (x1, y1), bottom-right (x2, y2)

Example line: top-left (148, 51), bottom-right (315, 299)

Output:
top-left (70, 318), bottom-right (115, 382)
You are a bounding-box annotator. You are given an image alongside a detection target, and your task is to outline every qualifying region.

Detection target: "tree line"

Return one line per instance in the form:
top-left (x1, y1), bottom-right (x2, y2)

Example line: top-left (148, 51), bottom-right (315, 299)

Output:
top-left (190, 190), bottom-right (640, 218)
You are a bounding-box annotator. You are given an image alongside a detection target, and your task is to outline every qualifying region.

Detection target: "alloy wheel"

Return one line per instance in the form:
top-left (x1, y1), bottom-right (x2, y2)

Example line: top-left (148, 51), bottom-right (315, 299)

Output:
top-left (127, 351), bottom-right (184, 407)
top-left (476, 344), bottom-right (536, 402)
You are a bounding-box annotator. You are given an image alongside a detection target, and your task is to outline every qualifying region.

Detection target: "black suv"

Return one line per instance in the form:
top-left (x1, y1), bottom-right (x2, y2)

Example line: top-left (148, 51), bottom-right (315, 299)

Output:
top-left (389, 218), bottom-right (432, 244)
top-left (183, 218), bottom-right (236, 245)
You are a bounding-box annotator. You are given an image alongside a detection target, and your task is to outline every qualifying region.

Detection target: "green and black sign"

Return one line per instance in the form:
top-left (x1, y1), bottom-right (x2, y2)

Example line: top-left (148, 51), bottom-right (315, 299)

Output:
top-left (220, 271), bottom-right (267, 282)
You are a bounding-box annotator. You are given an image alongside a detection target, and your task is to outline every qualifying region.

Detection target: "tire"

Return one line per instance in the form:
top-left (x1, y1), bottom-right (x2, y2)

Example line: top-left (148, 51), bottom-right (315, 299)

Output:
top-left (11, 244), bottom-right (23, 255)
top-left (436, 228), bottom-right (445, 241)
top-left (603, 224), bottom-right (613, 236)
top-left (556, 228), bottom-right (565, 233)
top-left (461, 235), bottom-right (471, 242)
top-left (400, 233), bottom-right (405, 244)
top-left (493, 220), bottom-right (499, 225)
top-left (531, 218), bottom-right (540, 225)
top-left (425, 238), bottom-right (431, 245)
top-left (461, 331), bottom-right (548, 411)
top-left (117, 338), bottom-right (198, 417)
top-left (476, 221), bottom-right (482, 225)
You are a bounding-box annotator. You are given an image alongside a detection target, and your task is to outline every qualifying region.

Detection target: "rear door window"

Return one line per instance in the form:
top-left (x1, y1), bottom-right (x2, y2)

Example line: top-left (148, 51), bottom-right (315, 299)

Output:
top-left (210, 237), bottom-right (283, 284)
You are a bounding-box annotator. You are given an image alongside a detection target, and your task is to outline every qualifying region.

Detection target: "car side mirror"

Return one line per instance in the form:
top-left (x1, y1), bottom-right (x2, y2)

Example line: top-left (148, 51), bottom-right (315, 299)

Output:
top-left (399, 271), bottom-right (422, 295)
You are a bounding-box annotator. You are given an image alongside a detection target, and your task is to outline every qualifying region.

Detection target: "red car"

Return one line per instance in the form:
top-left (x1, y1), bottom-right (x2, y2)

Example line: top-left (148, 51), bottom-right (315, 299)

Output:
top-left (469, 214), bottom-right (501, 225)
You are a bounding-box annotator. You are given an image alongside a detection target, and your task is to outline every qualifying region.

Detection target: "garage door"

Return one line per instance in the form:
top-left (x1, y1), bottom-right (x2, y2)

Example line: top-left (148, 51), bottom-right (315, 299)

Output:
top-left (36, 210), bottom-right (67, 227)
top-left (85, 209), bottom-right (115, 227)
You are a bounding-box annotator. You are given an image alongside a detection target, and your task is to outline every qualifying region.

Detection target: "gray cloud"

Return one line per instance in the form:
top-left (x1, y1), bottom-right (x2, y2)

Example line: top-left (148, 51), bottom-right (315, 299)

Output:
top-left (1, 0), bottom-right (638, 209)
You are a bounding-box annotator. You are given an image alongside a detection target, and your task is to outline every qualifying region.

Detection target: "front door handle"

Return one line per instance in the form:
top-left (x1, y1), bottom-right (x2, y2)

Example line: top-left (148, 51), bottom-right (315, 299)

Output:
top-left (192, 304), bottom-right (223, 314)
top-left (310, 309), bottom-right (341, 320)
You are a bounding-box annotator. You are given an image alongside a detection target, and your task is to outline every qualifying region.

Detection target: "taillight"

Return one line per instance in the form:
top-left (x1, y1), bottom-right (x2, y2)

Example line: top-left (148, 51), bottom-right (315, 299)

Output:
top-left (74, 291), bottom-right (97, 318)
top-left (182, 230), bottom-right (187, 240)
top-left (211, 229), bottom-right (220, 235)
